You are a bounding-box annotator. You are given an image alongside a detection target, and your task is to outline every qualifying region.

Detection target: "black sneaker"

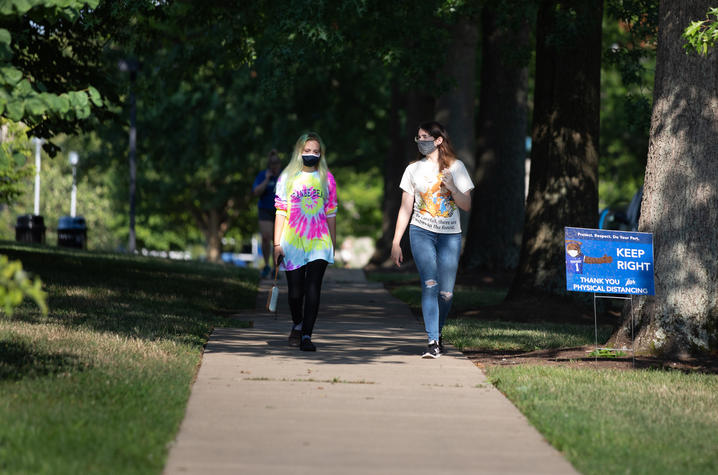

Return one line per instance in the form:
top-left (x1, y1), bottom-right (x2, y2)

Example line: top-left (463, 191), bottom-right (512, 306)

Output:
top-left (422, 340), bottom-right (441, 359)
top-left (300, 337), bottom-right (316, 352)
top-left (288, 329), bottom-right (301, 347)
top-left (438, 335), bottom-right (445, 354)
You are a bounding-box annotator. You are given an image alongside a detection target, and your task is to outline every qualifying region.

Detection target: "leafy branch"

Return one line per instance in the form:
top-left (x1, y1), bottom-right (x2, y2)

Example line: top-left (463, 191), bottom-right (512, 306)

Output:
top-left (0, 0), bottom-right (103, 133)
top-left (0, 255), bottom-right (47, 316)
top-left (683, 7), bottom-right (718, 55)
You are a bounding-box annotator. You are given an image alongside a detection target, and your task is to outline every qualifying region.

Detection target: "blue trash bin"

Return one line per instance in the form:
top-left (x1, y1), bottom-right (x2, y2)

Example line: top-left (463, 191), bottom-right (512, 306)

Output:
top-left (57, 216), bottom-right (87, 249)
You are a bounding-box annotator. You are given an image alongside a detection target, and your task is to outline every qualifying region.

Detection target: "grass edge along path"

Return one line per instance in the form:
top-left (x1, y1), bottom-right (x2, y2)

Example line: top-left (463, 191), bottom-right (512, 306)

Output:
top-left (0, 242), bottom-right (257, 474)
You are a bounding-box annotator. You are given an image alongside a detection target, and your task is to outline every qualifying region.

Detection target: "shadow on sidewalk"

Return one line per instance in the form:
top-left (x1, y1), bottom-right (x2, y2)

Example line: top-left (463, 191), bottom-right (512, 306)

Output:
top-left (205, 277), bottom-right (428, 366)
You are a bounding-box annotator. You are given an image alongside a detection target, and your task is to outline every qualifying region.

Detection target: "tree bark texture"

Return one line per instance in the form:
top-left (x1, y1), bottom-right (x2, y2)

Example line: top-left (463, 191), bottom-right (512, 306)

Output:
top-left (462, 6), bottom-right (530, 271)
top-left (370, 88), bottom-right (434, 266)
top-left (508, 0), bottom-right (603, 299)
top-left (608, 0), bottom-right (718, 355)
top-left (435, 17), bottom-right (478, 175)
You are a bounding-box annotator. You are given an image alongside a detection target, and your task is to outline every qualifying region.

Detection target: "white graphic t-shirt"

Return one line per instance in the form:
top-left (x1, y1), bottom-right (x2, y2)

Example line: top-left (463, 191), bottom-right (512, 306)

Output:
top-left (399, 158), bottom-right (474, 234)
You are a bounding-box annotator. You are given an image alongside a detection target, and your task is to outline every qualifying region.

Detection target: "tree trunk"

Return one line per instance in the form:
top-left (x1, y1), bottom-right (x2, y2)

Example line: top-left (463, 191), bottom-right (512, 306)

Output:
top-left (435, 17), bottom-right (478, 175)
top-left (507, 0), bottom-right (603, 299)
top-left (608, 0), bottom-right (718, 356)
top-left (462, 5), bottom-right (531, 271)
top-left (200, 208), bottom-right (224, 263)
top-left (370, 87), bottom-right (435, 267)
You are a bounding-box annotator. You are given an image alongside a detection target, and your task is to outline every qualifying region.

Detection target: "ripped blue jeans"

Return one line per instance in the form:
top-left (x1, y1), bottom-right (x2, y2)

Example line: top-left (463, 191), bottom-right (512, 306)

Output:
top-left (409, 225), bottom-right (462, 342)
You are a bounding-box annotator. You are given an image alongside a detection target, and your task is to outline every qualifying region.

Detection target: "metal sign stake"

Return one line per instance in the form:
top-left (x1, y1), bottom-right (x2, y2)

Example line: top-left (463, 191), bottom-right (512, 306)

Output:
top-left (593, 293), bottom-right (634, 366)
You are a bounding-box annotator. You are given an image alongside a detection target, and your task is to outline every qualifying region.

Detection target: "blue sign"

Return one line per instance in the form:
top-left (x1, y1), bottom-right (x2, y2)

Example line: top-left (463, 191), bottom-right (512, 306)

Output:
top-left (565, 227), bottom-right (654, 295)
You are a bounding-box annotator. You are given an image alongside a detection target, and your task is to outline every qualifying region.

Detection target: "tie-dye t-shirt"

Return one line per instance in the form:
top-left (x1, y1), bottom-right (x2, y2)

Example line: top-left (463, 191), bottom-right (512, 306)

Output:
top-left (275, 170), bottom-right (338, 271)
top-left (399, 158), bottom-right (474, 234)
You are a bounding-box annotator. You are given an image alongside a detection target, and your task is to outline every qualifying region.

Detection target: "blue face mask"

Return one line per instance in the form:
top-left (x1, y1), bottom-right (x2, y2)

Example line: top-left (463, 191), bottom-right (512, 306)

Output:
top-left (302, 154), bottom-right (320, 167)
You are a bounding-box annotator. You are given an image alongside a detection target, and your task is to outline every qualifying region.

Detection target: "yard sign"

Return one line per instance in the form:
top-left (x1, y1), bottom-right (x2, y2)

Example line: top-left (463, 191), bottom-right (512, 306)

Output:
top-left (565, 227), bottom-right (654, 295)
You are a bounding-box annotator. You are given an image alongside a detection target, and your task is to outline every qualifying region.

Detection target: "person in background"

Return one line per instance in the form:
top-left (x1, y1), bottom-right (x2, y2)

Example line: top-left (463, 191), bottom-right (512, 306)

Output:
top-left (253, 149), bottom-right (282, 278)
top-left (390, 121), bottom-right (474, 359)
top-left (273, 132), bottom-right (337, 352)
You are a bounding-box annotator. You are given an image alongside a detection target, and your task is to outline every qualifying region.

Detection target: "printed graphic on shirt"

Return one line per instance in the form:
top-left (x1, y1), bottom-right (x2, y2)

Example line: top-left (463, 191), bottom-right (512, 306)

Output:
top-left (275, 171), bottom-right (337, 271)
top-left (417, 173), bottom-right (455, 218)
top-left (400, 159), bottom-right (474, 234)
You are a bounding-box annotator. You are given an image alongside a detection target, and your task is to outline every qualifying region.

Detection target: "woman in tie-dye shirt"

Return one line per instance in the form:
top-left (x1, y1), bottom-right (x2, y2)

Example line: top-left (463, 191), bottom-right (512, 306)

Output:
top-left (274, 132), bottom-right (337, 352)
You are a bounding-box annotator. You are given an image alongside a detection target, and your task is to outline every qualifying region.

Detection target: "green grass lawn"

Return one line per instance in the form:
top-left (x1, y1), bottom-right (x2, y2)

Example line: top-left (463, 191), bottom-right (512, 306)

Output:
top-left (487, 366), bottom-right (718, 475)
top-left (0, 242), bottom-right (257, 474)
top-left (374, 271), bottom-right (718, 474)
top-left (443, 319), bottom-right (614, 352)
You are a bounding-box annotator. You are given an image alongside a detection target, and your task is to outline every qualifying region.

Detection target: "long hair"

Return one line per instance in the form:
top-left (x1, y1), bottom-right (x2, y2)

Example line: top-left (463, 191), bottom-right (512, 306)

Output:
top-left (281, 132), bottom-right (329, 195)
top-left (417, 121), bottom-right (458, 172)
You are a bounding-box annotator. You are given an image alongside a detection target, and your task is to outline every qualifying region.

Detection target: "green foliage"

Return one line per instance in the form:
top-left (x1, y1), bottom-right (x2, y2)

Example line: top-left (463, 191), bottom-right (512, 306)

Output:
top-left (683, 7), bottom-right (718, 55)
top-left (0, 0), bottom-right (97, 16)
top-left (0, 0), bottom-right (104, 148)
top-left (586, 347), bottom-right (627, 358)
top-left (0, 131), bottom-right (126, 251)
top-left (333, 167), bottom-right (383, 240)
top-left (0, 254), bottom-right (46, 315)
top-left (0, 119), bottom-right (33, 205)
top-left (600, 2), bottom-right (658, 209)
top-left (87, 0), bottom-right (426, 255)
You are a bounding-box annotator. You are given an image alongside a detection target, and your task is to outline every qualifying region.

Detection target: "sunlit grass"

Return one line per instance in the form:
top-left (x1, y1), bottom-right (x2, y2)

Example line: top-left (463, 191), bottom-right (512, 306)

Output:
top-left (487, 366), bottom-right (718, 475)
top-left (443, 319), bottom-right (614, 352)
top-left (0, 242), bottom-right (257, 474)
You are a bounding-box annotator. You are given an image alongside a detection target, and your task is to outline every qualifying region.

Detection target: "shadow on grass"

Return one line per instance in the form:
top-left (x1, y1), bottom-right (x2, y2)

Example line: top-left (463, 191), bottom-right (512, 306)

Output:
top-left (0, 339), bottom-right (88, 381)
top-left (1, 243), bottom-right (258, 348)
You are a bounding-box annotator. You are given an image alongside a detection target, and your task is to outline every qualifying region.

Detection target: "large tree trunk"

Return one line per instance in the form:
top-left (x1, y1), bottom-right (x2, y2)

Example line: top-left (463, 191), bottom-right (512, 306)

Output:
top-left (462, 5), bottom-right (531, 271)
top-left (507, 0), bottom-right (603, 299)
top-left (369, 88), bottom-right (434, 267)
top-left (435, 17), bottom-right (478, 175)
top-left (608, 0), bottom-right (718, 356)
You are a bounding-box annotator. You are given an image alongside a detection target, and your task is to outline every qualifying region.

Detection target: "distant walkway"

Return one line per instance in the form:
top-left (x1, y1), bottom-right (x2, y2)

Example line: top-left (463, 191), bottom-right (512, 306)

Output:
top-left (164, 268), bottom-right (577, 474)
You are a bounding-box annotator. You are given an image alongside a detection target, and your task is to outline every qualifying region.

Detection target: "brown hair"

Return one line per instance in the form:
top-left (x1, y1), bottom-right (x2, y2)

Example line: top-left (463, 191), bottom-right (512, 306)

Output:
top-left (417, 121), bottom-right (458, 172)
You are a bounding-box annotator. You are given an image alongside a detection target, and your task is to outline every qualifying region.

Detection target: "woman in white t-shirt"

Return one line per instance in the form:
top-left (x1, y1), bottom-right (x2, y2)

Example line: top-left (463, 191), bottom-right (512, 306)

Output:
top-left (390, 121), bottom-right (474, 359)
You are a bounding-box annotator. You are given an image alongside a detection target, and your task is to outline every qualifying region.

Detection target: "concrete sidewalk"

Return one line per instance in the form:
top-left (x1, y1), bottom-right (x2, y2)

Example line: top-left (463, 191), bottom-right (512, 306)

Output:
top-left (164, 268), bottom-right (577, 474)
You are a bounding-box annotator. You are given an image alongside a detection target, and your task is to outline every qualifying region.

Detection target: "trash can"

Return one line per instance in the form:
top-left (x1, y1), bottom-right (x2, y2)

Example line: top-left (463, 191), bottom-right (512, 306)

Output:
top-left (15, 214), bottom-right (46, 244)
top-left (57, 216), bottom-right (87, 249)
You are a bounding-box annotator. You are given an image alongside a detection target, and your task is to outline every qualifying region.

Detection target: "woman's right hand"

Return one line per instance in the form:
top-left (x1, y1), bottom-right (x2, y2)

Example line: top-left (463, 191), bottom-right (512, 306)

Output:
top-left (390, 242), bottom-right (403, 267)
top-left (274, 246), bottom-right (284, 268)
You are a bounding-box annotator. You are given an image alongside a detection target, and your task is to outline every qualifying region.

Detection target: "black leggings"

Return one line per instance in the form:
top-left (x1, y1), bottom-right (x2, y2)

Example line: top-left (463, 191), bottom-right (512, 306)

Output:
top-left (285, 259), bottom-right (328, 337)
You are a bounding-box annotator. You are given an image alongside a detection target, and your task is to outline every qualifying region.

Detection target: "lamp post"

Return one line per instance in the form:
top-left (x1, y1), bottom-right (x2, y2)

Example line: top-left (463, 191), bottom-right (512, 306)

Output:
top-left (118, 58), bottom-right (139, 253)
top-left (33, 137), bottom-right (42, 215)
top-left (69, 151), bottom-right (78, 217)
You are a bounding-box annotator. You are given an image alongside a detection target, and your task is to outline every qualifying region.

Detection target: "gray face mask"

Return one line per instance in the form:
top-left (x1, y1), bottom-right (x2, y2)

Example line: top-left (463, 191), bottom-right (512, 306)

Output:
top-left (417, 140), bottom-right (437, 156)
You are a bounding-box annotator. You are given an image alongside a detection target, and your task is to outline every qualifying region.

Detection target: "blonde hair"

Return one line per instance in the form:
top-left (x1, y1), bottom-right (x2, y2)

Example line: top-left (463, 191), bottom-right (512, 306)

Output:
top-left (281, 132), bottom-right (329, 195)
